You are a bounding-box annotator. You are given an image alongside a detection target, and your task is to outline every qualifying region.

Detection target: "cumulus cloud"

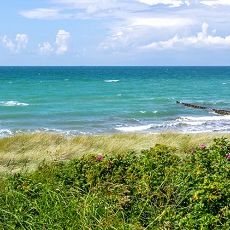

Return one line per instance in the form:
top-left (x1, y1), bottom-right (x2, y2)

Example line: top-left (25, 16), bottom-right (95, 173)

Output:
top-left (55, 30), bottom-right (71, 54)
top-left (1, 36), bottom-right (15, 51)
top-left (0, 34), bottom-right (28, 53)
top-left (16, 0), bottom-right (230, 56)
top-left (38, 42), bottom-right (54, 55)
top-left (15, 34), bottom-right (29, 50)
top-left (38, 30), bottom-right (71, 55)
top-left (141, 22), bottom-right (230, 49)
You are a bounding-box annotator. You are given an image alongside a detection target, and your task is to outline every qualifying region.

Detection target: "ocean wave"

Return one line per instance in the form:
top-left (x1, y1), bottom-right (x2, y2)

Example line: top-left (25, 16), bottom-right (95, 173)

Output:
top-left (0, 129), bottom-right (13, 137)
top-left (0, 128), bottom-right (92, 138)
top-left (0, 101), bottom-right (29, 107)
top-left (104, 80), bottom-right (119, 83)
top-left (177, 115), bottom-right (230, 122)
top-left (160, 115), bottom-right (230, 133)
top-left (115, 124), bottom-right (153, 132)
top-left (115, 115), bottom-right (230, 133)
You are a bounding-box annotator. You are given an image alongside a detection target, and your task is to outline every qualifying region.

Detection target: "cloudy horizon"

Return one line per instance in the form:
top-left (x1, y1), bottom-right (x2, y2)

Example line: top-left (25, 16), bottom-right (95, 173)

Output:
top-left (1, 0), bottom-right (230, 66)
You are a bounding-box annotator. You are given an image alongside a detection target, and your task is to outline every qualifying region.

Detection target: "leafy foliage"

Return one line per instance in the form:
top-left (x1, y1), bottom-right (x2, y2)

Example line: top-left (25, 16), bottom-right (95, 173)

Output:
top-left (0, 138), bottom-right (229, 229)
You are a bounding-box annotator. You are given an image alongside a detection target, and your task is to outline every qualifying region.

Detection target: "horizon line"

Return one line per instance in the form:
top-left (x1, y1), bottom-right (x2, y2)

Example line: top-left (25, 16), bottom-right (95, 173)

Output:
top-left (1, 65), bottom-right (230, 67)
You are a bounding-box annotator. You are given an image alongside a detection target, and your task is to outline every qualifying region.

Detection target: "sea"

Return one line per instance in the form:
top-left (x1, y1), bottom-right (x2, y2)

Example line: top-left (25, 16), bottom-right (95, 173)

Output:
top-left (0, 66), bottom-right (230, 137)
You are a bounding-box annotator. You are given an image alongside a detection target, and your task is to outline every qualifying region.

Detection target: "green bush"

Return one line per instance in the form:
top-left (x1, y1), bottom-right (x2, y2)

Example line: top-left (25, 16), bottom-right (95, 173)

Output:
top-left (0, 138), bottom-right (229, 229)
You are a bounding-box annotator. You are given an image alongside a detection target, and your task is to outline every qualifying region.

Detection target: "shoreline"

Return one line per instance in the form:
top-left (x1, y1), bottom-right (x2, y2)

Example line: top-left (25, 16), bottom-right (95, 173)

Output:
top-left (1, 129), bottom-right (230, 138)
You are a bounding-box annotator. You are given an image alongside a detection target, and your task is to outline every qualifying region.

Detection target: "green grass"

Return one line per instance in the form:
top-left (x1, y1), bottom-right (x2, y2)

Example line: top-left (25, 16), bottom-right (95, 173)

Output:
top-left (0, 133), bottom-right (229, 229)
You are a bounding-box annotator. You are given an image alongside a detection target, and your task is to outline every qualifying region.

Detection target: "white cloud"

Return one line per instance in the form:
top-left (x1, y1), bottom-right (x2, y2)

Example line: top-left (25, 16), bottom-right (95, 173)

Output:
top-left (100, 16), bottom-right (195, 50)
top-left (0, 34), bottom-right (28, 53)
top-left (15, 34), bottom-right (29, 50)
top-left (39, 42), bottom-right (54, 55)
top-left (55, 30), bottom-right (71, 54)
top-left (138, 0), bottom-right (184, 7)
top-left (20, 1), bottom-right (128, 20)
top-left (141, 22), bottom-right (230, 49)
top-left (19, 0), bottom-right (230, 21)
top-left (201, 0), bottom-right (230, 6)
top-left (39, 30), bottom-right (71, 55)
top-left (1, 36), bottom-right (15, 51)
top-left (17, 0), bottom-right (230, 57)
top-left (21, 0), bottom-right (192, 20)
top-left (20, 8), bottom-right (62, 20)
top-left (130, 17), bottom-right (194, 27)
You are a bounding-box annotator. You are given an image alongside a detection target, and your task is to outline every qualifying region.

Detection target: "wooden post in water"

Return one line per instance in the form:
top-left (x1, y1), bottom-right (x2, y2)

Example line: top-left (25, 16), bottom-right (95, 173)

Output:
top-left (176, 101), bottom-right (230, 115)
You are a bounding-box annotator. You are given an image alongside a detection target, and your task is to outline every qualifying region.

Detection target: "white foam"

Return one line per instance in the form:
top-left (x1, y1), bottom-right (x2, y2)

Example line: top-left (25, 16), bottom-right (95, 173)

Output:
top-left (140, 111), bottom-right (146, 114)
top-left (158, 114), bottom-right (230, 133)
top-left (104, 80), bottom-right (119, 83)
top-left (115, 124), bottom-right (153, 132)
top-left (153, 110), bottom-right (158, 114)
top-left (0, 101), bottom-right (29, 107)
top-left (178, 115), bottom-right (230, 122)
top-left (0, 129), bottom-right (13, 137)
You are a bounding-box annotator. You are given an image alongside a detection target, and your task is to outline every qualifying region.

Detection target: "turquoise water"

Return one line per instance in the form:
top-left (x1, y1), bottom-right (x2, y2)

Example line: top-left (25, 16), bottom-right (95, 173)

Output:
top-left (0, 66), bottom-right (230, 136)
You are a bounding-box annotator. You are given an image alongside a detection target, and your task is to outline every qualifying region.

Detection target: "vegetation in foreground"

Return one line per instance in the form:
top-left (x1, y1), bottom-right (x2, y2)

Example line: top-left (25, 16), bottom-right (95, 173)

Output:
top-left (0, 136), bottom-right (229, 229)
top-left (0, 132), bottom-right (230, 173)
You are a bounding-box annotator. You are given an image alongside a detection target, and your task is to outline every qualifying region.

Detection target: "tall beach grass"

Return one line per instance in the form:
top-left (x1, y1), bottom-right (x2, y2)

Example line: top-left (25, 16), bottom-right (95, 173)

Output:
top-left (0, 132), bottom-right (229, 173)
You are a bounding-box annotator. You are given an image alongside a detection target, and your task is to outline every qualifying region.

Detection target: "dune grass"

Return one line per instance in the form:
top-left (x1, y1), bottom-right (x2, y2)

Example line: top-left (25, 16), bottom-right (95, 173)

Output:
top-left (0, 132), bottom-right (230, 173)
top-left (0, 135), bottom-right (229, 229)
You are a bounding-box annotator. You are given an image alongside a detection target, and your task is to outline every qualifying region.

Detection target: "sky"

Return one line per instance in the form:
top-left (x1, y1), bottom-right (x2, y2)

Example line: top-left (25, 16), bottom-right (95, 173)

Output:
top-left (1, 0), bottom-right (230, 66)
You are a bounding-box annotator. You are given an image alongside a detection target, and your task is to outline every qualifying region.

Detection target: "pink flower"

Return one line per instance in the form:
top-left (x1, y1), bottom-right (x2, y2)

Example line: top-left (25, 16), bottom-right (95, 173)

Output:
top-left (199, 144), bottom-right (206, 150)
top-left (96, 154), bottom-right (104, 161)
top-left (225, 153), bottom-right (230, 160)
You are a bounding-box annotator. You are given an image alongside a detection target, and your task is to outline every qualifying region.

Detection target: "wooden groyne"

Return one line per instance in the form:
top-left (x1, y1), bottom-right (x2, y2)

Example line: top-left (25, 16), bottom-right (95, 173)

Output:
top-left (176, 101), bottom-right (230, 115)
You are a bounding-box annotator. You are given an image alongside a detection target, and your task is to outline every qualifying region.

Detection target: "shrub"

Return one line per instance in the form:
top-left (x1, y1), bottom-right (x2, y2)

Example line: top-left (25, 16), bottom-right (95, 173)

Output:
top-left (0, 139), bottom-right (229, 229)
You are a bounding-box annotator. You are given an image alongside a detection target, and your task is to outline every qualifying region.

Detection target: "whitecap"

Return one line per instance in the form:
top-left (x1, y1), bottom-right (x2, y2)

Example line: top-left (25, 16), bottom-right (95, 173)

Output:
top-left (161, 115), bottom-right (230, 133)
top-left (153, 110), bottom-right (158, 114)
top-left (178, 115), bottom-right (230, 122)
top-left (0, 101), bottom-right (29, 107)
top-left (140, 111), bottom-right (146, 114)
top-left (0, 129), bottom-right (13, 137)
top-left (104, 80), bottom-right (119, 83)
top-left (115, 124), bottom-right (153, 132)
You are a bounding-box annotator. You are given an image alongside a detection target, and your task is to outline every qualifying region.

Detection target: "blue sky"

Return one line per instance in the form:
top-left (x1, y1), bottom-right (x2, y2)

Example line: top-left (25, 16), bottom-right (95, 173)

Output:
top-left (1, 0), bottom-right (230, 66)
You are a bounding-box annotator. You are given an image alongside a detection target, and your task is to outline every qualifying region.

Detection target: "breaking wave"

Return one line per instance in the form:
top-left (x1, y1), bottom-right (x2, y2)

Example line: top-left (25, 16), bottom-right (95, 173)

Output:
top-left (0, 101), bottom-right (29, 107)
top-left (115, 124), bottom-right (154, 132)
top-left (104, 80), bottom-right (120, 83)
